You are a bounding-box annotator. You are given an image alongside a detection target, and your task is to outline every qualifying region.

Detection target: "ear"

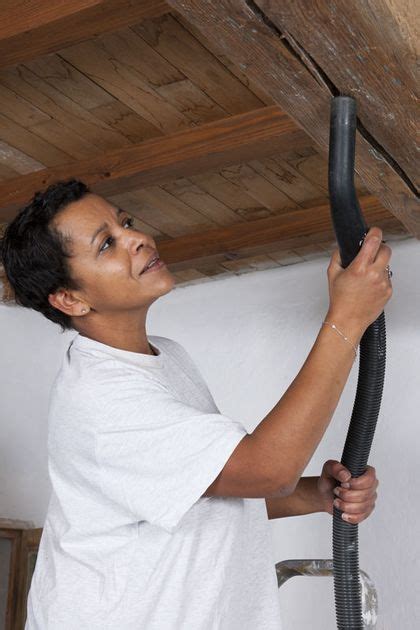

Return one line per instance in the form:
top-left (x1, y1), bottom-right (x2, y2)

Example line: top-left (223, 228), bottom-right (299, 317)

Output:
top-left (48, 288), bottom-right (87, 317)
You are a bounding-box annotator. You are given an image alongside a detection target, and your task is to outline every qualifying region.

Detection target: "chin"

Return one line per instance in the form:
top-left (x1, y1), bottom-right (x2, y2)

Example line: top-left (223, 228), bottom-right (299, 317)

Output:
top-left (156, 272), bottom-right (176, 295)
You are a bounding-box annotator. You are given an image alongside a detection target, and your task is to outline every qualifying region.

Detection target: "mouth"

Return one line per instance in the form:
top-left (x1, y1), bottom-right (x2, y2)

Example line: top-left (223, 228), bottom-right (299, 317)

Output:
top-left (139, 255), bottom-right (166, 275)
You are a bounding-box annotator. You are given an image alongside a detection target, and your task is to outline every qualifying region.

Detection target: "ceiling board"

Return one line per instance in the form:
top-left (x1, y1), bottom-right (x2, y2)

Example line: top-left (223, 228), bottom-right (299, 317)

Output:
top-left (166, 0), bottom-right (419, 237)
top-left (0, 106), bottom-right (307, 221)
top-left (0, 0), bottom-right (170, 68)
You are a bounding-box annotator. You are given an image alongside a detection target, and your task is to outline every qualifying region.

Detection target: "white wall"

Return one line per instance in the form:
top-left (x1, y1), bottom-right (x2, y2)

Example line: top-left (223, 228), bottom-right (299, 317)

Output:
top-left (1, 237), bottom-right (418, 629)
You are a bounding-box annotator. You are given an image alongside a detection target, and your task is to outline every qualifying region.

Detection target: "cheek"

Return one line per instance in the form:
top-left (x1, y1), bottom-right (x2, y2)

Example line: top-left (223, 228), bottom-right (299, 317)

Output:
top-left (92, 255), bottom-right (129, 279)
top-left (75, 258), bottom-right (130, 295)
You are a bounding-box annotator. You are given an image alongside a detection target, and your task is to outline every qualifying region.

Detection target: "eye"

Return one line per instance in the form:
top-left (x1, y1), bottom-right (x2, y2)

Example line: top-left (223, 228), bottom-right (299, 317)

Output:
top-left (99, 217), bottom-right (135, 253)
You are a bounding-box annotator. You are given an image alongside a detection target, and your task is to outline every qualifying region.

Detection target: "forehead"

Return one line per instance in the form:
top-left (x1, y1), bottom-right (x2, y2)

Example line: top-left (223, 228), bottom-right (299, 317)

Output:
top-left (55, 193), bottom-right (117, 230)
top-left (51, 193), bottom-right (121, 254)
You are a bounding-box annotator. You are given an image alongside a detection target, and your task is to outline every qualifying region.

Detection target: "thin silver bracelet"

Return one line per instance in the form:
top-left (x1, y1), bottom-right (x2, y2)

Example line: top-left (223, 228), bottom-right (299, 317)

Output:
top-left (322, 320), bottom-right (358, 360)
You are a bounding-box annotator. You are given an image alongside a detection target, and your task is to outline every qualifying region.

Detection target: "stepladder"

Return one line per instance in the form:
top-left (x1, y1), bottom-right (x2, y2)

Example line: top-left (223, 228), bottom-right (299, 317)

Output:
top-left (275, 559), bottom-right (378, 628)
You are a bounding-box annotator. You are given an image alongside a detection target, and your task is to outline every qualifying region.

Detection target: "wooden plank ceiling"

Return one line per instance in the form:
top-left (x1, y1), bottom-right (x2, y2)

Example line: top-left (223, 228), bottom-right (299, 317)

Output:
top-left (0, 1), bottom-right (416, 289)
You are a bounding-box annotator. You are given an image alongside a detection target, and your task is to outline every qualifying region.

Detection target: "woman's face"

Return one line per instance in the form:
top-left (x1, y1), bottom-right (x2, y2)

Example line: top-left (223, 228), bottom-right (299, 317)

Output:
top-left (49, 193), bottom-right (176, 320)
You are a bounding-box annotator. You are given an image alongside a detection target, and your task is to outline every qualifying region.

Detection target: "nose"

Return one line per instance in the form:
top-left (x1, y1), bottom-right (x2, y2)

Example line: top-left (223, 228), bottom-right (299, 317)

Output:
top-left (126, 228), bottom-right (155, 257)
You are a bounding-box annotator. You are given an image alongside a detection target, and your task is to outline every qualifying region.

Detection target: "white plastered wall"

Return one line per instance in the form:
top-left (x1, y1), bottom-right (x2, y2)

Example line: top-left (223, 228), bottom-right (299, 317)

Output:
top-left (1, 236), bottom-right (418, 629)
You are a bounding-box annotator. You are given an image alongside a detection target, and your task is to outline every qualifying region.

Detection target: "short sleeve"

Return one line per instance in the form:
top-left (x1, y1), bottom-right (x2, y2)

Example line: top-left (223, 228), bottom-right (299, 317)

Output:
top-left (94, 382), bottom-right (248, 534)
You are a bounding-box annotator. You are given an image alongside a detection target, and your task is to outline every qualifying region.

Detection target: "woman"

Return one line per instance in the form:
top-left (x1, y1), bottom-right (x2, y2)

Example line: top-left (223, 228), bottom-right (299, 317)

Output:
top-left (0, 179), bottom-right (388, 629)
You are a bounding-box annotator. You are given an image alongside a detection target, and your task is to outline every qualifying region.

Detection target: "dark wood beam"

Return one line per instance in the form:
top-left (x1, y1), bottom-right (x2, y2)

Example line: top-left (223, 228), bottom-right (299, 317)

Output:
top-left (255, 0), bottom-right (418, 189)
top-left (157, 195), bottom-right (398, 265)
top-left (0, 0), bottom-right (170, 69)
top-left (0, 106), bottom-right (308, 221)
top-left (166, 0), bottom-right (419, 238)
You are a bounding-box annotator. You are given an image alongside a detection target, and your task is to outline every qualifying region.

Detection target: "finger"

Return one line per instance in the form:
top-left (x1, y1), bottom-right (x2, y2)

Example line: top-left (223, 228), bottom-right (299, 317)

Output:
top-left (341, 505), bottom-right (375, 524)
top-left (371, 243), bottom-right (392, 271)
top-left (337, 499), bottom-right (376, 516)
top-left (328, 249), bottom-right (344, 273)
top-left (333, 479), bottom-right (379, 497)
top-left (334, 497), bottom-right (376, 515)
top-left (334, 487), bottom-right (377, 503)
top-left (354, 227), bottom-right (383, 265)
top-left (346, 467), bottom-right (378, 490)
top-left (343, 465), bottom-right (377, 488)
top-left (323, 460), bottom-right (351, 484)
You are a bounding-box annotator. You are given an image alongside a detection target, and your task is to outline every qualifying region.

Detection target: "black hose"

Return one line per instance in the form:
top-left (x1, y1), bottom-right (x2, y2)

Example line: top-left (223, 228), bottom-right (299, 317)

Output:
top-left (328, 96), bottom-right (386, 629)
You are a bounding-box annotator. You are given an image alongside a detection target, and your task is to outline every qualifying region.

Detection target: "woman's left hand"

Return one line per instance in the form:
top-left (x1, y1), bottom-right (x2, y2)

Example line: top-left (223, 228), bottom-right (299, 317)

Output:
top-left (317, 459), bottom-right (378, 523)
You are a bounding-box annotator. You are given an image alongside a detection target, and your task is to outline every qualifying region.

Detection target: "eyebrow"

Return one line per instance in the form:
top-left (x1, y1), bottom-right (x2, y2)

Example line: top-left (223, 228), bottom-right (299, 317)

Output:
top-left (90, 207), bottom-right (125, 246)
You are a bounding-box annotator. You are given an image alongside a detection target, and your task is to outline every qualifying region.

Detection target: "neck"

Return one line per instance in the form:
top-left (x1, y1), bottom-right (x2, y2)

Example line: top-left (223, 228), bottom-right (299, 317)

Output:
top-left (74, 312), bottom-right (154, 355)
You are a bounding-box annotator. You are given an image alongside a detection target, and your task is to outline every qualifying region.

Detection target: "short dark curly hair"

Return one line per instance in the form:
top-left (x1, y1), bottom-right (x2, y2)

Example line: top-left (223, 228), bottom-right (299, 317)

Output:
top-left (0, 178), bottom-right (92, 332)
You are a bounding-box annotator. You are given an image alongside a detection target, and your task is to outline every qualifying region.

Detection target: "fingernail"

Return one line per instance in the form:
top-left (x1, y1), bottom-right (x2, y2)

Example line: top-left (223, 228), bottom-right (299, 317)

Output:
top-left (339, 472), bottom-right (350, 481)
top-left (342, 513), bottom-right (350, 521)
top-left (341, 482), bottom-right (350, 488)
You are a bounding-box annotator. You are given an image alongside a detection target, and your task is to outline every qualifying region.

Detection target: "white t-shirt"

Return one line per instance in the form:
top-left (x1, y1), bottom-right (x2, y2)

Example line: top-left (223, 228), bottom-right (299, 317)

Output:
top-left (25, 333), bottom-right (283, 629)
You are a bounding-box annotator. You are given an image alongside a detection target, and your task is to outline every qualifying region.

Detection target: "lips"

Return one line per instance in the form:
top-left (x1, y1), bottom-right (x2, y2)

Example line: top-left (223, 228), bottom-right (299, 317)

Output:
top-left (141, 258), bottom-right (165, 274)
top-left (140, 251), bottom-right (159, 275)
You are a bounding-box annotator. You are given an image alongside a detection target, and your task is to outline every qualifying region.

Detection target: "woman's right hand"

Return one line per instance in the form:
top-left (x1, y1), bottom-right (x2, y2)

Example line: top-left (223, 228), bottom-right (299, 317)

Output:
top-left (327, 226), bottom-right (393, 331)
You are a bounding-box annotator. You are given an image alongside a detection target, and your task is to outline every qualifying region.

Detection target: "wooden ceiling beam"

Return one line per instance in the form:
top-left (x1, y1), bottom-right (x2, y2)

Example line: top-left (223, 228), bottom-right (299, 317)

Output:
top-left (0, 105), bottom-right (308, 222)
top-left (255, 0), bottom-right (418, 189)
top-left (156, 195), bottom-right (399, 265)
top-left (166, 0), bottom-right (419, 238)
top-left (0, 0), bottom-right (170, 69)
